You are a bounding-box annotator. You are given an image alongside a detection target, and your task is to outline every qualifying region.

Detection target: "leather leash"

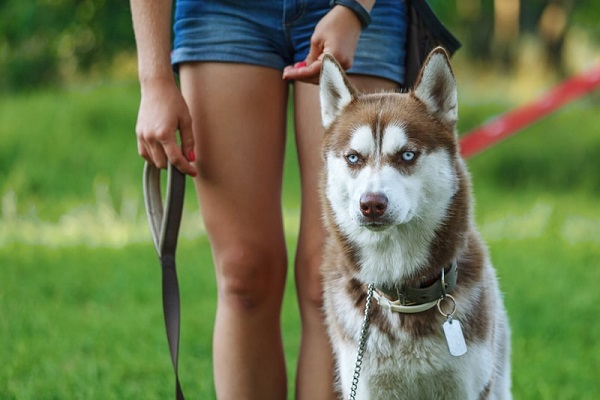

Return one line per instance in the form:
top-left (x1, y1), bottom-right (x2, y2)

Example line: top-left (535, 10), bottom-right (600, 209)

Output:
top-left (143, 162), bottom-right (186, 400)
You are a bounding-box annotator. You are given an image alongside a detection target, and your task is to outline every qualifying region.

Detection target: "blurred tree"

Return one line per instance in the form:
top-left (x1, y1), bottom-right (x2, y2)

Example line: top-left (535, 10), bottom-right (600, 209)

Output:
top-left (0, 0), bottom-right (597, 92)
top-left (0, 0), bottom-right (135, 92)
top-left (431, 0), bottom-right (599, 75)
top-left (521, 0), bottom-right (573, 76)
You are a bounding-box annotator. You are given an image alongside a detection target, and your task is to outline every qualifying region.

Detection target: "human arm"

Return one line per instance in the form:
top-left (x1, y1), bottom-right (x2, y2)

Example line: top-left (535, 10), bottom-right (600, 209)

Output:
top-left (282, 0), bottom-right (375, 84)
top-left (130, 0), bottom-right (197, 176)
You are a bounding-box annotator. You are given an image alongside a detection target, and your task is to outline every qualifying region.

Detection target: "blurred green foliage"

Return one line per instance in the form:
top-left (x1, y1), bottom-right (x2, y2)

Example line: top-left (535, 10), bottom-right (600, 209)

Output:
top-left (1, 1), bottom-right (599, 92)
top-left (0, 0), bottom-right (134, 91)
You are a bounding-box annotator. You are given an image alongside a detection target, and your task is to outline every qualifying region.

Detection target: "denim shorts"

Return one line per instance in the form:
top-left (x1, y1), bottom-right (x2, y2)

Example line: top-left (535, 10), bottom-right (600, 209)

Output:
top-left (172, 0), bottom-right (407, 84)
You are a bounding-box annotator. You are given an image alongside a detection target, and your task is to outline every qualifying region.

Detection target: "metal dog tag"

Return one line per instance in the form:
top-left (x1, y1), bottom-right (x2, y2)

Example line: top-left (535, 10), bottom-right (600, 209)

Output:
top-left (442, 317), bottom-right (467, 357)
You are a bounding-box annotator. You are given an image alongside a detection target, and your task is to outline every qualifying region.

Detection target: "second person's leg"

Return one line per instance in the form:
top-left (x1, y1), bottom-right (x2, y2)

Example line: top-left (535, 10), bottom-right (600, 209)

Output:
top-left (292, 76), bottom-right (399, 400)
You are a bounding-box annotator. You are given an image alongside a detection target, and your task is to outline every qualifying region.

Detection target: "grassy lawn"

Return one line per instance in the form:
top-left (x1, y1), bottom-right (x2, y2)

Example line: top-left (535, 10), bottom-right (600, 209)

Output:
top-left (1, 80), bottom-right (599, 399)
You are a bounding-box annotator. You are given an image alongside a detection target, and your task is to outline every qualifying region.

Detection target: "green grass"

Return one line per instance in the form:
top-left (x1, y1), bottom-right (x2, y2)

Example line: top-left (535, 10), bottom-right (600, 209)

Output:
top-left (474, 195), bottom-right (600, 399)
top-left (0, 242), bottom-right (215, 399)
top-left (1, 79), bottom-right (599, 399)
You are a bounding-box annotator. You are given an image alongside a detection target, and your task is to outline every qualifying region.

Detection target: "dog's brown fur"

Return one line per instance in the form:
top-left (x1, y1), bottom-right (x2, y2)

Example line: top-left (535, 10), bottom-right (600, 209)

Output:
top-left (319, 48), bottom-right (511, 399)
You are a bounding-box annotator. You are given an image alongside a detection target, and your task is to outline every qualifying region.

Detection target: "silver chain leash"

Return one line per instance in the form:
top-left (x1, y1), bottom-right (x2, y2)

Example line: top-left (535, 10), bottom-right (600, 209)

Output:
top-left (348, 283), bottom-right (375, 400)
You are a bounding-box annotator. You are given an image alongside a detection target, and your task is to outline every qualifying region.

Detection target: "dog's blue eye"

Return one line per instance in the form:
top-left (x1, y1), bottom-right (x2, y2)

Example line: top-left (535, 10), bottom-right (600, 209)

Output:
top-left (346, 154), bottom-right (360, 164)
top-left (401, 151), bottom-right (416, 162)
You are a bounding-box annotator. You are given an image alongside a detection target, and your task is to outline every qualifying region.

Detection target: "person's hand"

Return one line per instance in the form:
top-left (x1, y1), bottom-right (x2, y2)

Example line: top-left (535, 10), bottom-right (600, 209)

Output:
top-left (282, 5), bottom-right (363, 84)
top-left (135, 77), bottom-right (198, 177)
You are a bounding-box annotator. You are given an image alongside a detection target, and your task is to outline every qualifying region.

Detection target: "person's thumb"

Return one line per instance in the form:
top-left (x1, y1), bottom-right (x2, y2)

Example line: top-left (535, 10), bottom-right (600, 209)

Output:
top-left (304, 38), bottom-right (324, 67)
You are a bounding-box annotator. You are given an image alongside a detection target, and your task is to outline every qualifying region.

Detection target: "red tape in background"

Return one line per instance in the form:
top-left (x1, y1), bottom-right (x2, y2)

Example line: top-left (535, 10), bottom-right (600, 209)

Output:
top-left (459, 65), bottom-right (600, 159)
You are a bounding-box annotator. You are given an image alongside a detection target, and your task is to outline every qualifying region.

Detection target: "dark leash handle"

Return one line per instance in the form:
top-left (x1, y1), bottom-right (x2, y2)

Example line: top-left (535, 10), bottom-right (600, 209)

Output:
top-left (143, 162), bottom-right (186, 400)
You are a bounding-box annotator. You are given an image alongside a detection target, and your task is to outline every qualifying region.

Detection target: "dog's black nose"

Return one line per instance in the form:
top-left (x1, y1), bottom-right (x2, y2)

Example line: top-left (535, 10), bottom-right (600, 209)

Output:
top-left (360, 192), bottom-right (388, 218)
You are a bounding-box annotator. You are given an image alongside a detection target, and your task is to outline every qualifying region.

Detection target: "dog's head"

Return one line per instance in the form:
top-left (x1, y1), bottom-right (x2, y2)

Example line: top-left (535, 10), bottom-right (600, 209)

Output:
top-left (320, 48), bottom-right (462, 240)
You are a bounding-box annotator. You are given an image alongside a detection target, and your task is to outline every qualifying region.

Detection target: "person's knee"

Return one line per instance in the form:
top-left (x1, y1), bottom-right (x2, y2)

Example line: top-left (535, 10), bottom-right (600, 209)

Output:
top-left (216, 245), bottom-right (287, 311)
top-left (295, 250), bottom-right (325, 310)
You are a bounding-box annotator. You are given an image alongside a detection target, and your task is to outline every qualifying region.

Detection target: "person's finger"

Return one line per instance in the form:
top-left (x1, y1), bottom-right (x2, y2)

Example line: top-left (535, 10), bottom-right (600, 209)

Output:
top-left (147, 145), bottom-right (169, 169)
top-left (137, 123), bottom-right (197, 176)
top-left (137, 139), bottom-right (153, 164)
top-left (137, 123), bottom-right (168, 168)
top-left (304, 37), bottom-right (323, 66)
top-left (282, 60), bottom-right (322, 84)
top-left (178, 109), bottom-right (197, 167)
top-left (152, 122), bottom-right (197, 176)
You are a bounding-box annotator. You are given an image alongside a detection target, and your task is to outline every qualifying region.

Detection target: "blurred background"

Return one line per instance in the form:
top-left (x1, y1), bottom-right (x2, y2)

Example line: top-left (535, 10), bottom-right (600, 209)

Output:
top-left (1, 0), bottom-right (598, 92)
top-left (1, 1), bottom-right (599, 399)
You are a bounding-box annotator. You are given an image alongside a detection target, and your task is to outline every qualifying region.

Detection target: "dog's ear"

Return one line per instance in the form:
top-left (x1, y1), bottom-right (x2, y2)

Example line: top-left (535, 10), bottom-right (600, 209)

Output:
top-left (412, 47), bottom-right (457, 127)
top-left (320, 54), bottom-right (358, 129)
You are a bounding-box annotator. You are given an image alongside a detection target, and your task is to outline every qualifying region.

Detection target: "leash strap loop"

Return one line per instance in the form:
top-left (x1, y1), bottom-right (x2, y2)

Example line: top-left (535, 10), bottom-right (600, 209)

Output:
top-left (143, 162), bottom-right (186, 400)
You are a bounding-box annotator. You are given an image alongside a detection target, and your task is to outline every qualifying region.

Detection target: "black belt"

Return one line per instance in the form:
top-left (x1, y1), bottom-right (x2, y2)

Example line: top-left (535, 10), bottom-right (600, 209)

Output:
top-left (143, 162), bottom-right (186, 400)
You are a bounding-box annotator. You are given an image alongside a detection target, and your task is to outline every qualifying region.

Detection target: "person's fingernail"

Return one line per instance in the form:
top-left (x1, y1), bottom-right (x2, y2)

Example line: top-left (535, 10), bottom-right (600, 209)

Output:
top-left (295, 61), bottom-right (307, 68)
top-left (188, 150), bottom-right (196, 162)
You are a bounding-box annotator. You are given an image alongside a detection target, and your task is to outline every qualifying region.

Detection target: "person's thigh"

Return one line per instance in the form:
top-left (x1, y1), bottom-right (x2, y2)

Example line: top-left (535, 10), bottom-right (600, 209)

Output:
top-left (180, 63), bottom-right (289, 298)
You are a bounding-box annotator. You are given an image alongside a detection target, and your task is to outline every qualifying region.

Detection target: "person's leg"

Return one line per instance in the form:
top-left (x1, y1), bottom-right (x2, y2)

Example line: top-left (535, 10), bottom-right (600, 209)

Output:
top-left (293, 76), bottom-right (399, 400)
top-left (179, 63), bottom-right (289, 400)
top-left (292, 80), bottom-right (335, 400)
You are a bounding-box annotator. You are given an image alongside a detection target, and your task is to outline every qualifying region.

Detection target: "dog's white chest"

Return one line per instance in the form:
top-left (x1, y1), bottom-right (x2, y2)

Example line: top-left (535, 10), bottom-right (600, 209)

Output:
top-left (336, 333), bottom-right (491, 400)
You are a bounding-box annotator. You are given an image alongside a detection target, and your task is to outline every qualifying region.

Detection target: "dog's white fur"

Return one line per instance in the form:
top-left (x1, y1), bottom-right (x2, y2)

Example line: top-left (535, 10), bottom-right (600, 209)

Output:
top-left (319, 48), bottom-right (511, 399)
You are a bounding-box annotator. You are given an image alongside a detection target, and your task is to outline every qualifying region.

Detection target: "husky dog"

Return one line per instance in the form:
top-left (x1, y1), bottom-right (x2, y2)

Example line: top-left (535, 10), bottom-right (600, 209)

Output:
top-left (318, 48), bottom-right (511, 399)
